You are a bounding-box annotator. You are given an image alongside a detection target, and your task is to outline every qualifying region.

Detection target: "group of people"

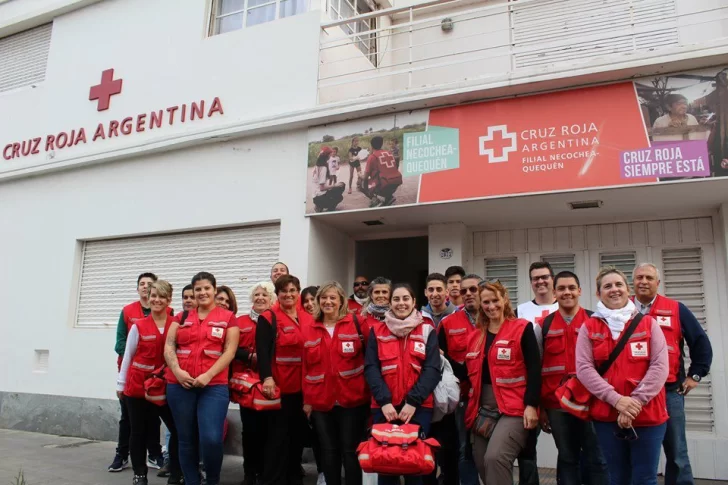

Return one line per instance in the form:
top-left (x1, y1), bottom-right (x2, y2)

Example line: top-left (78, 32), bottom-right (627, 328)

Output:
top-left (312, 136), bottom-right (403, 212)
top-left (109, 260), bottom-right (712, 485)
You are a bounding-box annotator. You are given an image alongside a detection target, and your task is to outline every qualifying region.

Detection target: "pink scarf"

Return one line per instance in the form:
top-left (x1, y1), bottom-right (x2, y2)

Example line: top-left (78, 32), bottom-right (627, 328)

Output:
top-left (384, 309), bottom-right (423, 338)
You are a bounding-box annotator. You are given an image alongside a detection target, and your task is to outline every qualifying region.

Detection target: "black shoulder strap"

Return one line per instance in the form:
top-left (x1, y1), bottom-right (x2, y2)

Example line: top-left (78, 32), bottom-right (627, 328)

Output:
top-left (597, 313), bottom-right (644, 376)
top-left (352, 314), bottom-right (364, 343)
top-left (542, 313), bottom-right (556, 339)
top-left (179, 310), bottom-right (189, 325)
top-left (585, 309), bottom-right (594, 317)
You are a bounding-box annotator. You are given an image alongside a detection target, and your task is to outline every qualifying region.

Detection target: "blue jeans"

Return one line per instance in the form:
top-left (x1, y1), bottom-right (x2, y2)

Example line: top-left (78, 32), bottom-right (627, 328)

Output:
top-left (373, 407), bottom-right (433, 485)
top-left (663, 390), bottom-right (694, 485)
top-left (547, 409), bottom-right (608, 485)
top-left (167, 384), bottom-right (229, 485)
top-left (454, 401), bottom-right (478, 485)
top-left (593, 421), bottom-right (666, 485)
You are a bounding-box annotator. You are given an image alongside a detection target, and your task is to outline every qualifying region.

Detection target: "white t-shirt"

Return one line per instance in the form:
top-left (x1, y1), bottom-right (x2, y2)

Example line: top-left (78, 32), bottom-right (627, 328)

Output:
top-left (516, 300), bottom-right (558, 354)
top-left (326, 326), bottom-right (335, 337)
top-left (116, 324), bottom-right (165, 392)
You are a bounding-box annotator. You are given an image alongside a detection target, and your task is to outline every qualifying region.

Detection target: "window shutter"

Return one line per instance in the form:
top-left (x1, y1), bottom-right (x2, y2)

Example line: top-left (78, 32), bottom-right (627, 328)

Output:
top-left (0, 23), bottom-right (52, 93)
top-left (541, 254), bottom-right (576, 275)
top-left (662, 247), bottom-right (713, 432)
top-left (599, 252), bottom-right (637, 286)
top-left (484, 257), bottom-right (519, 304)
top-left (75, 225), bottom-right (281, 327)
top-left (509, 0), bottom-right (678, 69)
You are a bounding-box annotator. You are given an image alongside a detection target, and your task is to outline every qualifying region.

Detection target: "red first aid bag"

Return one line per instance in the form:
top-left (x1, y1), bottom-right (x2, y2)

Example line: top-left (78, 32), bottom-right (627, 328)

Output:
top-left (555, 376), bottom-right (592, 420)
top-left (144, 366), bottom-right (167, 407)
top-left (229, 371), bottom-right (281, 411)
top-left (357, 423), bottom-right (440, 476)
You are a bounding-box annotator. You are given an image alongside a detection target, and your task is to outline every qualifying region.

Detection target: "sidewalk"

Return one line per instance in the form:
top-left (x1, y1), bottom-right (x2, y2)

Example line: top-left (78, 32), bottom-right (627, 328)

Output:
top-left (1, 429), bottom-right (726, 485)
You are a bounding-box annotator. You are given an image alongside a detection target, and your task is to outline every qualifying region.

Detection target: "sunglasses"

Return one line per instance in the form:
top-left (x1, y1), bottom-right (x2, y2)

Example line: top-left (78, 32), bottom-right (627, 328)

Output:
top-left (459, 286), bottom-right (479, 296)
top-left (354, 281), bottom-right (369, 288)
top-left (614, 426), bottom-right (638, 441)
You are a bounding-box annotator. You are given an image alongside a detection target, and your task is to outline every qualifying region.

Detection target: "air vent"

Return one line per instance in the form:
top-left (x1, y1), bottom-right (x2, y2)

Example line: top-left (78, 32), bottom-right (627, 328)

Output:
top-left (568, 200), bottom-right (602, 210)
top-left (363, 220), bottom-right (384, 226)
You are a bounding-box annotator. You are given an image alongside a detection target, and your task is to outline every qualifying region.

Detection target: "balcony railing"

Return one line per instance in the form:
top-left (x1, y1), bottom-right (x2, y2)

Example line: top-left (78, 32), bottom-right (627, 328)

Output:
top-left (317, 0), bottom-right (728, 104)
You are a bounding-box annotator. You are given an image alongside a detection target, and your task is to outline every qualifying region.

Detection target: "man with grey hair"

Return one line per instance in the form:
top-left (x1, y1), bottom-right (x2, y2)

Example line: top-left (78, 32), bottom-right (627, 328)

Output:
top-left (633, 263), bottom-right (712, 485)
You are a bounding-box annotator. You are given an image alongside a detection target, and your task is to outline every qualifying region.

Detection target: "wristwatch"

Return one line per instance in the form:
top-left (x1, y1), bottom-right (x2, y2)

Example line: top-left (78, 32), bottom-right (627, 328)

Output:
top-left (691, 374), bottom-right (702, 383)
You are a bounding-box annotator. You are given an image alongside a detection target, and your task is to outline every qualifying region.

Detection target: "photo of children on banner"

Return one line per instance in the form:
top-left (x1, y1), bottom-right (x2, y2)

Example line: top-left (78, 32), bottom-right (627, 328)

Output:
top-left (636, 67), bottom-right (728, 177)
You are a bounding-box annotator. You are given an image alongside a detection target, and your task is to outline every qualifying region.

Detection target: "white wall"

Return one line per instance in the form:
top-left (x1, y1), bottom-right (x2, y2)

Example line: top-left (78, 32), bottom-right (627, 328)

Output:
top-left (307, 218), bottom-right (355, 286)
top-left (0, 129), bottom-right (311, 401)
top-left (0, 0), bottom-right (321, 176)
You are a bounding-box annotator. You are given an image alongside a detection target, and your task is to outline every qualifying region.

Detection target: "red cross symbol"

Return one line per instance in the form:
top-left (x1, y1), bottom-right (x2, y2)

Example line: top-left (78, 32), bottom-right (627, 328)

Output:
top-left (479, 125), bottom-right (517, 163)
top-left (379, 152), bottom-right (396, 169)
top-left (500, 348), bottom-right (507, 355)
top-left (535, 309), bottom-right (551, 326)
top-left (89, 69), bottom-right (123, 111)
top-left (635, 343), bottom-right (644, 350)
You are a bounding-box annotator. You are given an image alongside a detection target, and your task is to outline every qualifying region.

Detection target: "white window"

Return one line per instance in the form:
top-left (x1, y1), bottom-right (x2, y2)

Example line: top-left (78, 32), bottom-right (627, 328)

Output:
top-left (211, 0), bottom-right (307, 34)
top-left (541, 254), bottom-right (576, 275)
top-left (75, 225), bottom-right (281, 327)
top-left (0, 23), bottom-right (52, 93)
top-left (599, 252), bottom-right (637, 286)
top-left (484, 257), bottom-right (519, 304)
top-left (327, 0), bottom-right (377, 65)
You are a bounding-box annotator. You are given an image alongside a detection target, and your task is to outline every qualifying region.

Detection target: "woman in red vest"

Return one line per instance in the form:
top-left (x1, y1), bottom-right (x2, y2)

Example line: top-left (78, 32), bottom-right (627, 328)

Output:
top-left (575, 267), bottom-right (668, 485)
top-left (164, 272), bottom-right (239, 485)
top-left (464, 281), bottom-right (540, 485)
top-left (215, 285), bottom-right (238, 315)
top-left (302, 282), bottom-right (371, 485)
top-left (117, 280), bottom-right (182, 485)
top-left (359, 276), bottom-right (392, 324)
top-left (301, 286), bottom-right (319, 315)
top-left (256, 274), bottom-right (314, 485)
top-left (363, 283), bottom-right (441, 485)
top-left (233, 281), bottom-right (276, 485)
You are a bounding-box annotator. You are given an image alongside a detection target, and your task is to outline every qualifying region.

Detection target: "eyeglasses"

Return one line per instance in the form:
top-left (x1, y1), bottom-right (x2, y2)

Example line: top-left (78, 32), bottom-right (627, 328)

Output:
top-left (459, 286), bottom-right (479, 296)
top-left (614, 426), bottom-right (638, 441)
top-left (531, 275), bottom-right (552, 282)
top-left (353, 281), bottom-right (369, 288)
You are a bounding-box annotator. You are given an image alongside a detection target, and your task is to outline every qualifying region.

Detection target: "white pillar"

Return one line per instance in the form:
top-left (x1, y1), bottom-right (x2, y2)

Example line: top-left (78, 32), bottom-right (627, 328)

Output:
top-left (428, 222), bottom-right (469, 274)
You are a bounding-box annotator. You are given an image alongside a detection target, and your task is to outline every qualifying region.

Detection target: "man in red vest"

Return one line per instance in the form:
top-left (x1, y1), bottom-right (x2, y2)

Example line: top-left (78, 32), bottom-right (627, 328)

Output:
top-left (362, 136), bottom-right (402, 207)
top-left (109, 272), bottom-right (164, 473)
top-left (539, 271), bottom-right (608, 485)
top-left (633, 263), bottom-right (712, 485)
top-left (347, 275), bottom-right (369, 313)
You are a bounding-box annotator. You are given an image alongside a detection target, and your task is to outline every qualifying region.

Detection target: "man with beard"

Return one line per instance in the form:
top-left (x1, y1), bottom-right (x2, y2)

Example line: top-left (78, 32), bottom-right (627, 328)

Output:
top-left (437, 274), bottom-right (481, 485)
top-left (347, 276), bottom-right (369, 314)
top-left (421, 273), bottom-right (457, 327)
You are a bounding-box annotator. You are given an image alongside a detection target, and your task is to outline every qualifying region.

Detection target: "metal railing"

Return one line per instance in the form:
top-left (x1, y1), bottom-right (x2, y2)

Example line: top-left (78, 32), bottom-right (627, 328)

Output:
top-left (317, 0), bottom-right (728, 104)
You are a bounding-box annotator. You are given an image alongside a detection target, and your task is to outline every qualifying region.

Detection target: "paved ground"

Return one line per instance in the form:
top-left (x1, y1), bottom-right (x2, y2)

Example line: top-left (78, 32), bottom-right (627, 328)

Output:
top-left (1, 429), bottom-right (726, 485)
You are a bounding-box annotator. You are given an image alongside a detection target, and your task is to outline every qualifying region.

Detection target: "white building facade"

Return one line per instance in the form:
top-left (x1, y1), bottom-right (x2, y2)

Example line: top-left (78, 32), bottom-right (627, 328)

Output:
top-left (2, 0), bottom-right (728, 478)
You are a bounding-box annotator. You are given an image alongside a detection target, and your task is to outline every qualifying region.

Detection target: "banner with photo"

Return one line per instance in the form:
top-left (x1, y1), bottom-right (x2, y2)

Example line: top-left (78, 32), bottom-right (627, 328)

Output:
top-left (305, 66), bottom-right (728, 214)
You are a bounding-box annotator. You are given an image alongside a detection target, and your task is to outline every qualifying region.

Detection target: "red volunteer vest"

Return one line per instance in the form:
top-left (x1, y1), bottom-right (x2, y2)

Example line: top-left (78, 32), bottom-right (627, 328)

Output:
top-left (348, 298), bottom-right (363, 314)
top-left (367, 150), bottom-right (400, 187)
top-left (124, 315), bottom-right (169, 398)
top-left (439, 310), bottom-right (476, 365)
top-left (585, 315), bottom-right (668, 426)
top-left (165, 306), bottom-right (236, 387)
top-left (465, 318), bottom-right (529, 427)
top-left (645, 295), bottom-right (682, 384)
top-left (266, 307), bottom-right (313, 395)
top-left (541, 309), bottom-right (590, 409)
top-left (372, 318), bottom-right (435, 409)
top-left (302, 315), bottom-right (371, 411)
top-left (232, 314), bottom-right (257, 375)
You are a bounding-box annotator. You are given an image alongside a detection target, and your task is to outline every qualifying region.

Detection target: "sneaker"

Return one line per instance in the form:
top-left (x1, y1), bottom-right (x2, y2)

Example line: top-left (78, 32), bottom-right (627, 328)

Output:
top-left (157, 458), bottom-right (171, 477)
top-left (108, 454), bottom-right (129, 472)
top-left (167, 475), bottom-right (184, 485)
top-left (317, 473), bottom-right (327, 485)
top-left (147, 455), bottom-right (164, 470)
top-left (133, 475), bottom-right (149, 485)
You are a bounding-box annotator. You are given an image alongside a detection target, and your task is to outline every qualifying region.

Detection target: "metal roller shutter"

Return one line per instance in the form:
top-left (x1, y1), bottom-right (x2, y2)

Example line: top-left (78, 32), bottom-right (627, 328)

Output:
top-left (0, 23), bottom-right (53, 93)
top-left (600, 252), bottom-right (637, 286)
top-left (662, 247), bottom-right (714, 432)
top-left (542, 254), bottom-right (576, 275)
top-left (484, 256), bottom-right (519, 303)
top-left (75, 224), bottom-right (281, 328)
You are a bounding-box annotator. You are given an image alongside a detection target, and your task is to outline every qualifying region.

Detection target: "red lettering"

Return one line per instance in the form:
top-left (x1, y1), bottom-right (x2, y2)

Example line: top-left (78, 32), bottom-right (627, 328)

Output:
top-left (207, 97), bottom-right (224, 117)
top-left (191, 101), bottom-right (204, 120)
top-left (150, 110), bottom-right (163, 129)
top-left (93, 123), bottom-right (106, 142)
top-left (136, 114), bottom-right (147, 133)
top-left (74, 129), bottom-right (87, 146)
top-left (3, 144), bottom-right (12, 160)
top-left (57, 132), bottom-right (69, 149)
top-left (12, 143), bottom-right (20, 159)
top-left (21, 140), bottom-right (31, 156)
top-left (31, 137), bottom-right (41, 154)
top-left (167, 106), bottom-right (179, 125)
top-left (121, 117), bottom-right (133, 135)
top-left (181, 104), bottom-right (187, 123)
top-left (108, 120), bottom-right (120, 138)
top-left (45, 135), bottom-right (55, 151)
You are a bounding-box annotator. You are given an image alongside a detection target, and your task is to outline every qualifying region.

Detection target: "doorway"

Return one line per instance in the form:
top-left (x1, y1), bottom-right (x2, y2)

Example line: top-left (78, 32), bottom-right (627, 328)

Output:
top-left (355, 236), bottom-right (429, 307)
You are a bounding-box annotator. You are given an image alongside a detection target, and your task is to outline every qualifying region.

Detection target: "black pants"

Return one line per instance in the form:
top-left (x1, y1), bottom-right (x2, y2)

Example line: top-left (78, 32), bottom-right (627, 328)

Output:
top-left (240, 406), bottom-right (268, 478)
top-left (517, 428), bottom-right (540, 485)
top-left (311, 405), bottom-right (369, 485)
top-left (117, 395), bottom-right (163, 459)
top-left (126, 396), bottom-right (180, 478)
top-left (424, 413), bottom-right (459, 485)
top-left (262, 393), bottom-right (305, 485)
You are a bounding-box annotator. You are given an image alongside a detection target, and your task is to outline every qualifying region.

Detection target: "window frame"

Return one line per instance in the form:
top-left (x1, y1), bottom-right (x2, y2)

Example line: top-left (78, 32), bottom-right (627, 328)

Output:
top-left (210, 0), bottom-right (302, 35)
top-left (326, 0), bottom-right (378, 66)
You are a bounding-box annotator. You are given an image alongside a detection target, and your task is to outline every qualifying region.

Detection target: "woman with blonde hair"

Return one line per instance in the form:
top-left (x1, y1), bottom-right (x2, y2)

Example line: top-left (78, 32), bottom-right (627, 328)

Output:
top-left (215, 285), bottom-right (238, 315)
top-left (233, 281), bottom-right (276, 485)
top-left (576, 267), bottom-right (668, 485)
top-left (302, 282), bottom-right (371, 485)
top-left (464, 281), bottom-right (541, 485)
